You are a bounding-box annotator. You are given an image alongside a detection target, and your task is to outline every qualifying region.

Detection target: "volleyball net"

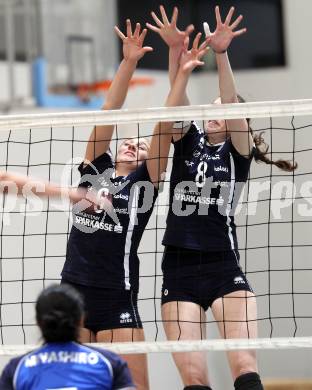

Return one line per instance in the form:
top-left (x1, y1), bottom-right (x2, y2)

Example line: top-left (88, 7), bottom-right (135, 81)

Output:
top-left (1, 99), bottom-right (312, 356)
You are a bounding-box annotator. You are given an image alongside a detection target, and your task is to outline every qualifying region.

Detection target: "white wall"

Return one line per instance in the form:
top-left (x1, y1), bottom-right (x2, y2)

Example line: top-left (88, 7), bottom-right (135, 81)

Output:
top-left (1, 1), bottom-right (312, 389)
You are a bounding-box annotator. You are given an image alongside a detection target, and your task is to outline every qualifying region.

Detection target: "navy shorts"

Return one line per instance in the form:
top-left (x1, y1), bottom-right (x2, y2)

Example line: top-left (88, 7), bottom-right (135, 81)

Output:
top-left (61, 279), bottom-right (142, 333)
top-left (161, 246), bottom-right (253, 311)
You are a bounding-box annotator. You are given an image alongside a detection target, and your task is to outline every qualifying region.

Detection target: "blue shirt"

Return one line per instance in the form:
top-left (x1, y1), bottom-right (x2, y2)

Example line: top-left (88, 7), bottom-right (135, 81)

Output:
top-left (62, 152), bottom-right (157, 291)
top-left (0, 342), bottom-right (134, 390)
top-left (163, 122), bottom-right (253, 251)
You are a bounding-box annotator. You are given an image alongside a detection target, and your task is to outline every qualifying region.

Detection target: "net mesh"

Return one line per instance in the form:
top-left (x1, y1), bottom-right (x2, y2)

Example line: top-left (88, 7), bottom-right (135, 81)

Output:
top-left (0, 100), bottom-right (312, 354)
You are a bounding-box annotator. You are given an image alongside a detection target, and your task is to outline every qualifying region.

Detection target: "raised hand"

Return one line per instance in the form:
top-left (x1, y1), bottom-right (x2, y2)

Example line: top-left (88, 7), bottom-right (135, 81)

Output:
top-left (205, 6), bottom-right (246, 54)
top-left (180, 33), bottom-right (209, 73)
top-left (114, 19), bottom-right (153, 62)
top-left (146, 5), bottom-right (194, 48)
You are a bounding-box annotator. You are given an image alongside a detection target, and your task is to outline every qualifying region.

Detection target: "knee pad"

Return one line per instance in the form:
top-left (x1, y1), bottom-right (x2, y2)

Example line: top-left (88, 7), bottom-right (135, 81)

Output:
top-left (234, 372), bottom-right (263, 390)
top-left (184, 386), bottom-right (213, 390)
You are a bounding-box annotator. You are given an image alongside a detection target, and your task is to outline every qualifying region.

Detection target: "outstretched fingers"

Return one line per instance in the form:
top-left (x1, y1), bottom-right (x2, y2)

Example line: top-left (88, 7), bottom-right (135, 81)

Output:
top-left (198, 39), bottom-right (209, 52)
top-left (225, 6), bottom-right (235, 25)
top-left (230, 14), bottom-right (244, 31)
top-left (233, 27), bottom-right (247, 37)
top-left (183, 35), bottom-right (190, 51)
top-left (150, 10), bottom-right (164, 28)
top-left (126, 19), bottom-right (133, 37)
top-left (133, 22), bottom-right (141, 39)
top-left (215, 6), bottom-right (222, 26)
top-left (197, 38), bottom-right (209, 60)
top-left (114, 25), bottom-right (126, 41)
top-left (139, 28), bottom-right (148, 45)
top-left (194, 60), bottom-right (205, 67)
top-left (145, 22), bottom-right (160, 33)
top-left (186, 23), bottom-right (195, 36)
top-left (171, 6), bottom-right (178, 26)
top-left (160, 5), bottom-right (170, 25)
top-left (141, 46), bottom-right (153, 55)
top-left (192, 32), bottom-right (202, 50)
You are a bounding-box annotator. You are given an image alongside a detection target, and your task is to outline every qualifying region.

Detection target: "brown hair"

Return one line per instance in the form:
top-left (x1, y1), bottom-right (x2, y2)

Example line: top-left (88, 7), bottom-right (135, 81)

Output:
top-left (237, 95), bottom-right (297, 172)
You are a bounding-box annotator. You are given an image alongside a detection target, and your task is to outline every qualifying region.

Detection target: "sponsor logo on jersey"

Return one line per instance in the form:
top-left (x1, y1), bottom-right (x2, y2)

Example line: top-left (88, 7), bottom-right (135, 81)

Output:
top-left (214, 165), bottom-right (229, 173)
top-left (185, 160), bottom-right (195, 167)
top-left (234, 276), bottom-right (245, 285)
top-left (163, 289), bottom-right (169, 296)
top-left (75, 216), bottom-right (123, 233)
top-left (174, 191), bottom-right (225, 206)
top-left (200, 153), bottom-right (221, 161)
top-left (113, 193), bottom-right (129, 201)
top-left (114, 207), bottom-right (128, 214)
top-left (120, 312), bottom-right (133, 324)
top-left (114, 224), bottom-right (123, 233)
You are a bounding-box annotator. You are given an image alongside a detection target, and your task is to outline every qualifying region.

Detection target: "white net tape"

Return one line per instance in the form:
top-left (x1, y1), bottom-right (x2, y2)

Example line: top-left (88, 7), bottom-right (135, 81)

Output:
top-left (0, 99), bottom-right (311, 130)
top-left (2, 337), bottom-right (312, 356)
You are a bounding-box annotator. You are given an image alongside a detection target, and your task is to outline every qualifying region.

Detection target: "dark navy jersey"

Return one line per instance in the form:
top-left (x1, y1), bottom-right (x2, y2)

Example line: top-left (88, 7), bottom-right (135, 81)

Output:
top-left (62, 152), bottom-right (157, 291)
top-left (163, 121), bottom-right (254, 251)
top-left (0, 342), bottom-right (134, 390)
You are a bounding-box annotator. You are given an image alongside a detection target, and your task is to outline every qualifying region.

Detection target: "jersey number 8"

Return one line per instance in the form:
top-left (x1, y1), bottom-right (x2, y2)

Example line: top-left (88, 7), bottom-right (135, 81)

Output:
top-left (195, 161), bottom-right (208, 188)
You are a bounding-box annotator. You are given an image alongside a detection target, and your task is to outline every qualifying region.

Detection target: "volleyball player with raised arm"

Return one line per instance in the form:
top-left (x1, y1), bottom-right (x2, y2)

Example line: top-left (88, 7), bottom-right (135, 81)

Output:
top-left (60, 19), bottom-right (176, 390)
top-left (148, 5), bottom-right (297, 390)
top-left (0, 170), bottom-right (97, 205)
top-left (0, 284), bottom-right (135, 390)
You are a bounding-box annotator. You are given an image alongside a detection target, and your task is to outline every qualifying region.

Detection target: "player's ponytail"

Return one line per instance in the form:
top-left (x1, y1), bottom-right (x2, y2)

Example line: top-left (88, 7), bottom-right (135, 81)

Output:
top-left (237, 95), bottom-right (297, 172)
top-left (36, 284), bottom-right (84, 343)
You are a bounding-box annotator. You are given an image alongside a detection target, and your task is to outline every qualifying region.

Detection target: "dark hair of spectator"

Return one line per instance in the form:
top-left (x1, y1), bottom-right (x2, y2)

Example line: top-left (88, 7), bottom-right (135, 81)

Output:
top-left (36, 284), bottom-right (84, 343)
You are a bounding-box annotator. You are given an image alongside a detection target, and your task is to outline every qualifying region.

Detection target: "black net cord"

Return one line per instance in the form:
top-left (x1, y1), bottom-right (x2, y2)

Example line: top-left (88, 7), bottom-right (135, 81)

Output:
top-left (291, 116), bottom-right (298, 336)
top-left (267, 118), bottom-right (273, 337)
top-left (0, 130), bottom-right (12, 344)
top-left (21, 128), bottom-right (32, 343)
